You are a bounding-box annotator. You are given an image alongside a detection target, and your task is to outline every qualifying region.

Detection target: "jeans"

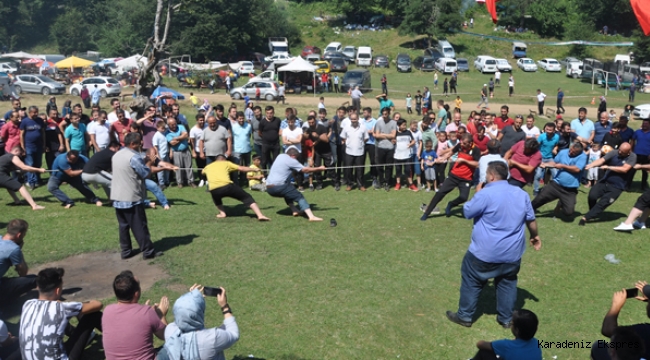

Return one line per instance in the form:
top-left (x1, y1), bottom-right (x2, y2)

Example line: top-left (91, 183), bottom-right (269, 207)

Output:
top-left (47, 175), bottom-right (99, 206)
top-left (533, 159), bottom-right (557, 194)
top-left (232, 152), bottom-right (251, 185)
top-left (267, 183), bottom-right (310, 211)
top-left (457, 251), bottom-right (521, 324)
top-left (157, 154), bottom-right (170, 186)
top-left (375, 147), bottom-right (394, 185)
top-left (253, 144), bottom-right (262, 158)
top-left (538, 101), bottom-right (544, 116)
top-left (24, 148), bottom-right (43, 186)
top-left (477, 96), bottom-right (488, 108)
top-left (146, 179), bottom-right (169, 207)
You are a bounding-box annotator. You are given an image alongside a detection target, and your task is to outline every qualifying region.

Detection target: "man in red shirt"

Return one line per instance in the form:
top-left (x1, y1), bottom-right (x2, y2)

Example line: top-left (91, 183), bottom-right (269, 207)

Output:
top-left (504, 139), bottom-right (542, 188)
top-left (109, 109), bottom-right (133, 146)
top-left (494, 105), bottom-right (514, 130)
top-left (467, 112), bottom-right (481, 136)
top-left (0, 110), bottom-right (22, 154)
top-left (473, 126), bottom-right (490, 155)
top-left (421, 133), bottom-right (481, 220)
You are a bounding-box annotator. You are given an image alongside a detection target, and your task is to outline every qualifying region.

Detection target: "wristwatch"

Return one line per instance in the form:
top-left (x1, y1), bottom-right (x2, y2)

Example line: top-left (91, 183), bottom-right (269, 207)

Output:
top-left (221, 304), bottom-right (232, 315)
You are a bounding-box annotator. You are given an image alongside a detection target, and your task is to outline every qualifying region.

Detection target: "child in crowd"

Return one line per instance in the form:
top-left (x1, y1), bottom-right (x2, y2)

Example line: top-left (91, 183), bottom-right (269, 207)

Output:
top-left (300, 127), bottom-right (314, 191)
top-left (61, 100), bottom-right (72, 118)
top-left (608, 108), bottom-right (617, 122)
top-left (435, 131), bottom-right (449, 190)
top-left (247, 155), bottom-right (266, 191)
top-left (318, 96), bottom-right (326, 110)
top-left (446, 131), bottom-right (459, 176)
top-left (421, 140), bottom-right (439, 192)
top-left (586, 143), bottom-right (602, 188)
top-left (455, 96), bottom-right (463, 113)
top-left (243, 92), bottom-right (250, 109)
top-left (394, 119), bottom-right (417, 191)
top-left (405, 93), bottom-right (413, 114)
top-left (152, 120), bottom-right (170, 188)
top-left (555, 109), bottom-right (563, 121)
top-left (415, 90), bottom-right (423, 116)
top-left (189, 92), bottom-right (199, 109)
top-left (443, 78), bottom-right (449, 97)
top-left (409, 120), bottom-right (422, 188)
top-left (473, 309), bottom-right (542, 360)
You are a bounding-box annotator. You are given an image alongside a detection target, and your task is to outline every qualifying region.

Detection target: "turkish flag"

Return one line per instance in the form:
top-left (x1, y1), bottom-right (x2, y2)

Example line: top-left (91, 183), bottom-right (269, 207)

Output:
top-left (631, 0), bottom-right (650, 35)
top-left (486, 0), bottom-right (498, 24)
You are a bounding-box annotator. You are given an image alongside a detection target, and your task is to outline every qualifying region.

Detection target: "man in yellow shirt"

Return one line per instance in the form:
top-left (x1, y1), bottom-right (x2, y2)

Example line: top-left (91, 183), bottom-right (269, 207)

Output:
top-left (247, 155), bottom-right (266, 191)
top-left (202, 154), bottom-right (270, 220)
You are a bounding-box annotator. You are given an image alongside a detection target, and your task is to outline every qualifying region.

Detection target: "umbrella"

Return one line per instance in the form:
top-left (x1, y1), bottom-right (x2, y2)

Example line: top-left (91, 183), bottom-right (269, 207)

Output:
top-left (38, 61), bottom-right (54, 69)
top-left (3, 51), bottom-right (36, 59)
top-left (150, 86), bottom-right (185, 100)
top-left (22, 58), bottom-right (41, 64)
top-left (55, 56), bottom-right (95, 69)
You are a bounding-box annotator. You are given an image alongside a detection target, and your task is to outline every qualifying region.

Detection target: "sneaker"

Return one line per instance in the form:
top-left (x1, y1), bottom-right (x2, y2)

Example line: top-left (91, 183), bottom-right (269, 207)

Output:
top-left (199, 180), bottom-right (205, 187)
top-left (633, 220), bottom-right (647, 229)
top-left (409, 184), bottom-right (419, 192)
top-left (335, 184), bottom-right (341, 191)
top-left (435, 188), bottom-right (439, 192)
top-left (578, 219), bottom-right (586, 226)
top-left (432, 207), bottom-right (441, 215)
top-left (614, 222), bottom-right (634, 231)
top-left (373, 181), bottom-right (381, 190)
top-left (420, 203), bottom-right (427, 212)
top-left (316, 184), bottom-right (323, 190)
top-left (309, 184), bottom-right (315, 192)
top-left (420, 214), bottom-right (428, 221)
top-left (298, 187), bottom-right (304, 192)
top-left (384, 183), bottom-right (390, 192)
top-left (394, 183), bottom-right (401, 191)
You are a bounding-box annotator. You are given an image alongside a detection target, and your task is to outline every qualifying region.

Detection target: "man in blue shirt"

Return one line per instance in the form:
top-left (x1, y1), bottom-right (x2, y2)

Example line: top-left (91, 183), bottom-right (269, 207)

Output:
top-left (362, 107), bottom-right (378, 187)
top-left (533, 122), bottom-right (560, 195)
top-left (231, 111), bottom-right (252, 185)
top-left (19, 106), bottom-right (46, 190)
top-left (593, 111), bottom-right (612, 144)
top-left (165, 118), bottom-right (194, 188)
top-left (0, 219), bottom-right (36, 312)
top-left (556, 87), bottom-right (565, 114)
top-left (375, 94), bottom-right (395, 113)
top-left (629, 119), bottom-right (650, 191)
top-left (570, 107), bottom-right (595, 144)
top-left (446, 162), bottom-right (541, 328)
top-left (618, 116), bottom-right (635, 143)
top-left (47, 151), bottom-right (101, 208)
top-left (531, 142), bottom-right (587, 219)
top-left (474, 309), bottom-right (542, 360)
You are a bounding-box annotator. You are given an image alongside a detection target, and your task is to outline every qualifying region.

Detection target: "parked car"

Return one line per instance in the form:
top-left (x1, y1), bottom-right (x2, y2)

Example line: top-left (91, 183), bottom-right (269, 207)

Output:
top-left (424, 48), bottom-right (444, 61)
top-left (330, 58), bottom-right (348, 72)
top-left (396, 53), bottom-right (412, 73)
top-left (301, 46), bottom-right (321, 58)
top-left (495, 59), bottom-right (512, 72)
top-left (237, 61), bottom-right (255, 75)
top-left (633, 104), bottom-right (650, 119)
top-left (230, 80), bottom-right (278, 101)
top-left (474, 56), bottom-right (498, 73)
top-left (313, 61), bottom-right (330, 74)
top-left (0, 62), bottom-right (18, 74)
top-left (434, 58), bottom-right (457, 73)
top-left (436, 40), bottom-right (456, 59)
top-left (356, 47), bottom-right (372, 67)
top-left (324, 42), bottom-right (342, 53)
top-left (516, 58), bottom-right (538, 72)
top-left (566, 61), bottom-right (583, 78)
top-left (413, 56), bottom-right (435, 72)
top-left (264, 54), bottom-right (294, 62)
top-left (640, 61), bottom-right (650, 74)
top-left (69, 76), bottom-right (121, 97)
top-left (305, 54), bottom-right (321, 62)
top-left (373, 55), bottom-right (389, 68)
top-left (341, 69), bottom-right (371, 93)
top-left (14, 74), bottom-right (66, 95)
top-left (537, 58), bottom-right (561, 72)
top-left (342, 46), bottom-right (356, 59)
top-left (322, 52), bottom-right (353, 63)
top-left (580, 67), bottom-right (604, 85)
top-left (456, 58), bottom-right (469, 72)
top-left (560, 57), bottom-right (581, 67)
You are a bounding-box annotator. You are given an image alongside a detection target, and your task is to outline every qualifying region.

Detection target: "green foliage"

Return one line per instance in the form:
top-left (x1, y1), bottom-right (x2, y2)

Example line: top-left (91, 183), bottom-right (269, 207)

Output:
top-left (50, 9), bottom-right (93, 56)
top-left (574, 0), bottom-right (635, 35)
top-left (565, 16), bottom-right (595, 58)
top-left (527, 0), bottom-right (570, 38)
top-left (398, 0), bottom-right (461, 46)
top-left (631, 30), bottom-right (650, 64)
top-left (94, 0), bottom-right (157, 57)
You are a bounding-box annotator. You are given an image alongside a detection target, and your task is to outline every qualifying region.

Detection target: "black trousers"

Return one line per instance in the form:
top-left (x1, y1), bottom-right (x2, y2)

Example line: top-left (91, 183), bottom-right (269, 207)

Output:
top-left (210, 184), bottom-right (254, 206)
top-left (195, 156), bottom-right (207, 181)
top-left (627, 154), bottom-right (649, 190)
top-left (557, 99), bottom-right (565, 113)
top-left (531, 180), bottom-right (578, 216)
top-left (0, 275), bottom-right (37, 309)
top-left (538, 101), bottom-right (544, 116)
top-left (65, 311), bottom-right (103, 360)
top-left (394, 158), bottom-right (411, 180)
top-left (116, 204), bottom-right (155, 259)
top-left (345, 153), bottom-right (365, 187)
top-left (450, 85), bottom-right (457, 94)
top-left (585, 182), bottom-right (624, 220)
top-left (507, 177), bottom-right (526, 188)
top-left (375, 147), bottom-right (394, 184)
top-left (424, 174), bottom-right (471, 215)
top-left (331, 143), bottom-right (344, 182)
top-left (45, 150), bottom-right (60, 170)
top-left (313, 151), bottom-right (338, 185)
top-left (261, 143), bottom-right (280, 170)
top-left (364, 144), bottom-right (377, 178)
top-left (334, 83), bottom-right (339, 93)
top-left (434, 163), bottom-right (447, 184)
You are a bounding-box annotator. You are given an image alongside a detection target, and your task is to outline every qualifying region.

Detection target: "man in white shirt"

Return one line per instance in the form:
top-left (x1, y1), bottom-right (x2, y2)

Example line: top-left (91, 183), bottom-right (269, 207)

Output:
top-left (536, 89), bottom-right (546, 117)
top-left (495, 70), bottom-right (501, 86)
top-left (477, 139), bottom-right (508, 191)
top-left (87, 110), bottom-right (112, 151)
top-left (522, 115), bottom-right (541, 138)
top-left (340, 113), bottom-right (369, 191)
top-left (107, 99), bottom-right (131, 124)
top-left (281, 114), bottom-right (302, 153)
top-left (350, 86), bottom-right (364, 112)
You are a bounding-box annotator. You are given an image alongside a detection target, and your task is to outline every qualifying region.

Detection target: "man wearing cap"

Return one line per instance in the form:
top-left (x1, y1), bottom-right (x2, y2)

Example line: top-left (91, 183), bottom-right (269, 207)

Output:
top-left (570, 107), bottom-right (595, 146)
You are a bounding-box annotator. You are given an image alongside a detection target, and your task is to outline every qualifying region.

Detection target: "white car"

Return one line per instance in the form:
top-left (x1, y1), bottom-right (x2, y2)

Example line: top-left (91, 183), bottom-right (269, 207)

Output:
top-left (263, 54), bottom-right (294, 62)
top-left (474, 56), bottom-right (497, 73)
top-left (237, 61), bottom-right (255, 75)
top-left (537, 58), bottom-right (562, 72)
top-left (0, 63), bottom-right (18, 74)
top-left (342, 46), bottom-right (356, 59)
top-left (517, 58), bottom-right (538, 72)
top-left (633, 104), bottom-right (650, 119)
top-left (640, 61), bottom-right (650, 74)
top-left (69, 76), bottom-right (122, 97)
top-left (230, 81), bottom-right (279, 101)
top-left (495, 58), bottom-right (512, 72)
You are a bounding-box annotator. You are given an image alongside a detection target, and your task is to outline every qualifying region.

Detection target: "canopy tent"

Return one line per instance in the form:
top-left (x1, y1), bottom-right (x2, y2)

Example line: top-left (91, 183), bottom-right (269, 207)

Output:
top-left (277, 57), bottom-right (318, 96)
top-left (55, 56), bottom-right (95, 69)
top-left (150, 86), bottom-right (185, 100)
top-left (22, 58), bottom-right (41, 64)
top-left (4, 51), bottom-right (36, 59)
top-left (115, 55), bottom-right (148, 70)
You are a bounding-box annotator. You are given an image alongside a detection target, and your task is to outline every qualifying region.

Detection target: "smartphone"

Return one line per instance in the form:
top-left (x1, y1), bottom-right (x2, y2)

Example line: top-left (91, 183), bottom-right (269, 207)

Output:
top-left (203, 286), bottom-right (222, 297)
top-left (626, 288), bottom-right (638, 298)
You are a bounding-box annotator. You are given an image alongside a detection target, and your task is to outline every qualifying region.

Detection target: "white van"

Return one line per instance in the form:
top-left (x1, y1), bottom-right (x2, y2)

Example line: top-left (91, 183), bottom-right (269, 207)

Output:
top-left (614, 54), bottom-right (631, 65)
top-left (325, 42), bottom-right (342, 53)
top-left (566, 61), bottom-right (583, 78)
top-left (474, 56), bottom-right (498, 73)
top-left (437, 40), bottom-right (456, 59)
top-left (356, 47), bottom-right (372, 67)
top-left (435, 58), bottom-right (457, 73)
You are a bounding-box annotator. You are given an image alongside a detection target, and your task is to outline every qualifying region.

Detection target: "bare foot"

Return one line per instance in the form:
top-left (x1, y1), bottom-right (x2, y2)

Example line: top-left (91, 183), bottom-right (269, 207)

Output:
top-left (149, 202), bottom-right (157, 209)
top-left (216, 213), bottom-right (227, 218)
top-left (163, 205), bottom-right (170, 210)
top-left (308, 217), bottom-right (323, 222)
top-left (258, 216), bottom-right (270, 221)
top-left (64, 204), bottom-right (73, 209)
top-left (31, 205), bottom-right (45, 210)
top-left (292, 212), bottom-right (300, 217)
top-left (95, 201), bottom-right (103, 207)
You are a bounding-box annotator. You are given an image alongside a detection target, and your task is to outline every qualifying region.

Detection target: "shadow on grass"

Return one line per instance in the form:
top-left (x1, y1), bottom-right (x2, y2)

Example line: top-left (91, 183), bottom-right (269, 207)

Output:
top-left (155, 234), bottom-right (198, 253)
top-left (220, 204), bottom-right (274, 218)
top-left (166, 199), bottom-right (198, 206)
top-left (233, 355), bottom-right (307, 360)
top-left (536, 211), bottom-right (581, 223)
top-left (588, 211), bottom-right (626, 223)
top-left (473, 285), bottom-right (539, 323)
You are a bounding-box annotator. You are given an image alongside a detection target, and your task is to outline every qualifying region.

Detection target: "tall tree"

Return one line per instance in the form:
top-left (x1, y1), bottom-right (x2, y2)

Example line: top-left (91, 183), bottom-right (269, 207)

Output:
top-left (50, 9), bottom-right (92, 56)
top-left (399, 0), bottom-right (461, 48)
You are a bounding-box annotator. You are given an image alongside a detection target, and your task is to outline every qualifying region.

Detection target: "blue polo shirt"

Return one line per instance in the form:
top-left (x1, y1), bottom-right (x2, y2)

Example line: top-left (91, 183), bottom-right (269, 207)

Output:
top-left (620, 127), bottom-right (635, 143)
top-left (165, 125), bottom-right (189, 152)
top-left (633, 129), bottom-right (650, 155)
top-left (363, 118), bottom-right (377, 145)
top-left (570, 118), bottom-right (595, 139)
top-left (64, 123), bottom-right (87, 152)
top-left (553, 149), bottom-right (587, 188)
top-left (537, 133), bottom-right (559, 159)
top-left (557, 91), bottom-right (564, 100)
top-left (231, 122), bottom-right (252, 154)
top-left (463, 180), bottom-right (535, 263)
top-left (51, 153), bottom-right (89, 179)
top-left (594, 121), bottom-right (612, 144)
top-left (378, 98), bottom-right (394, 112)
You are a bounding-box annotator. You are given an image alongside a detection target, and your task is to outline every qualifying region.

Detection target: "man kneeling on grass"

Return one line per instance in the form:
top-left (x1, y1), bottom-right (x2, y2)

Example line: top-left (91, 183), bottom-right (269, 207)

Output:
top-left (202, 154), bottom-right (270, 221)
top-left (472, 309), bottom-right (542, 360)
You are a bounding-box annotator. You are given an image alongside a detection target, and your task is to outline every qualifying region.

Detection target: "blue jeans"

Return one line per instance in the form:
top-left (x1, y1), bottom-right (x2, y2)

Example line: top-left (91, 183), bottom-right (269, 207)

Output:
top-left (24, 148), bottom-right (43, 186)
top-left (157, 154), bottom-right (170, 186)
top-left (47, 175), bottom-right (99, 206)
top-left (267, 183), bottom-right (310, 211)
top-left (533, 159), bottom-right (557, 194)
top-left (145, 179), bottom-right (169, 207)
top-left (457, 251), bottom-right (521, 324)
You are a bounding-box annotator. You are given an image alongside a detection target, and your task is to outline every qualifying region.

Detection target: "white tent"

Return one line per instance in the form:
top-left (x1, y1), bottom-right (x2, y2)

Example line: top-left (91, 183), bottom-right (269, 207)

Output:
top-left (115, 55), bottom-right (148, 71)
top-left (277, 57), bottom-right (318, 96)
top-left (3, 51), bottom-right (36, 59)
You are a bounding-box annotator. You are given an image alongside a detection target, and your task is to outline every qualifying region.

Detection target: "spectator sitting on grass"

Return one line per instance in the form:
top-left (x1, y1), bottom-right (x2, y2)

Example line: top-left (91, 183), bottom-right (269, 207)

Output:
top-left (472, 309), bottom-right (542, 360)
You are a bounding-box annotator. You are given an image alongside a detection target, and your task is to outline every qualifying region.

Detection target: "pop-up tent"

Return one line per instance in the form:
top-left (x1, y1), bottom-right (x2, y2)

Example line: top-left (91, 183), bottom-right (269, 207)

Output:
top-left (277, 57), bottom-right (318, 96)
top-left (115, 55), bottom-right (148, 71)
top-left (150, 86), bottom-right (185, 100)
top-left (55, 56), bottom-right (94, 69)
top-left (4, 51), bottom-right (36, 59)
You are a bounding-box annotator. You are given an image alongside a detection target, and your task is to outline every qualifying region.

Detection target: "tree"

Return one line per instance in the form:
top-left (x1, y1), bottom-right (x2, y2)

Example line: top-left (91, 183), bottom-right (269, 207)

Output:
top-left (631, 29), bottom-right (650, 64)
top-left (50, 9), bottom-right (92, 56)
top-left (398, 0), bottom-right (461, 48)
top-left (527, 0), bottom-right (570, 38)
top-left (574, 0), bottom-right (635, 35)
top-left (565, 15), bottom-right (595, 58)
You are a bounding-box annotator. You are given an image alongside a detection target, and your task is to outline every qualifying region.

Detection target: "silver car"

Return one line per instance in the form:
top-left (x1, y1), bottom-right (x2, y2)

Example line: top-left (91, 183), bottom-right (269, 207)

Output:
top-left (14, 75), bottom-right (66, 95)
top-left (231, 81), bottom-right (279, 101)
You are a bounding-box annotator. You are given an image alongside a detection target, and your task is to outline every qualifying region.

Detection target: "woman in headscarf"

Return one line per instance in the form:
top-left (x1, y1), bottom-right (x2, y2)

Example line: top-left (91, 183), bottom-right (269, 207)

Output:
top-left (160, 286), bottom-right (239, 360)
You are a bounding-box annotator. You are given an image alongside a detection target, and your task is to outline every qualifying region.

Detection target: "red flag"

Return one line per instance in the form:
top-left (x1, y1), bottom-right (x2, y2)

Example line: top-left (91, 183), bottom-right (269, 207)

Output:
top-left (631, 0), bottom-right (650, 35)
top-left (486, 0), bottom-right (498, 24)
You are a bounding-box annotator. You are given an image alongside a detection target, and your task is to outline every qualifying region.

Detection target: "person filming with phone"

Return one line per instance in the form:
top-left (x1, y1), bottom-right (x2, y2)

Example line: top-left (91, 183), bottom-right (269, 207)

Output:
top-left (158, 285), bottom-right (239, 360)
top-left (591, 282), bottom-right (650, 360)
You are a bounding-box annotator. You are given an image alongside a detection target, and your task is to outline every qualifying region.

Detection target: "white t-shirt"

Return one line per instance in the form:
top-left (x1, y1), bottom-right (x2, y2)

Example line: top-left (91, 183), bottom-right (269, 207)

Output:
top-left (152, 131), bottom-right (169, 158)
top-left (410, 129), bottom-right (422, 156)
top-left (340, 124), bottom-right (368, 156)
top-left (318, 102), bottom-right (326, 109)
top-left (189, 126), bottom-right (204, 153)
top-left (282, 126), bottom-right (303, 152)
top-left (508, 79), bottom-right (514, 87)
top-left (107, 110), bottom-right (132, 124)
top-left (87, 121), bottom-right (112, 149)
top-left (20, 300), bottom-right (83, 360)
top-left (523, 125), bottom-right (541, 138)
top-left (495, 71), bottom-right (501, 80)
top-left (339, 117), bottom-right (352, 132)
top-left (537, 92), bottom-right (546, 102)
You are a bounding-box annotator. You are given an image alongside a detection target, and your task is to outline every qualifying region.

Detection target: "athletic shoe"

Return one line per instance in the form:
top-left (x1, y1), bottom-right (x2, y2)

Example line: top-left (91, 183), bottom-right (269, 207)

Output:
top-left (372, 179), bottom-right (379, 188)
top-left (614, 222), bottom-right (634, 231)
top-left (420, 203), bottom-right (427, 212)
top-left (409, 184), bottom-right (419, 192)
top-left (384, 183), bottom-right (390, 192)
top-left (316, 184), bottom-right (323, 190)
top-left (633, 220), bottom-right (647, 229)
top-left (199, 180), bottom-right (205, 187)
top-left (435, 188), bottom-right (439, 192)
top-left (335, 184), bottom-right (340, 191)
top-left (426, 188), bottom-right (431, 192)
top-left (578, 219), bottom-right (586, 226)
top-left (394, 183), bottom-right (401, 191)
top-left (420, 214), bottom-right (428, 221)
top-left (309, 184), bottom-right (315, 192)
top-left (445, 203), bottom-right (453, 217)
top-left (432, 207), bottom-right (441, 215)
